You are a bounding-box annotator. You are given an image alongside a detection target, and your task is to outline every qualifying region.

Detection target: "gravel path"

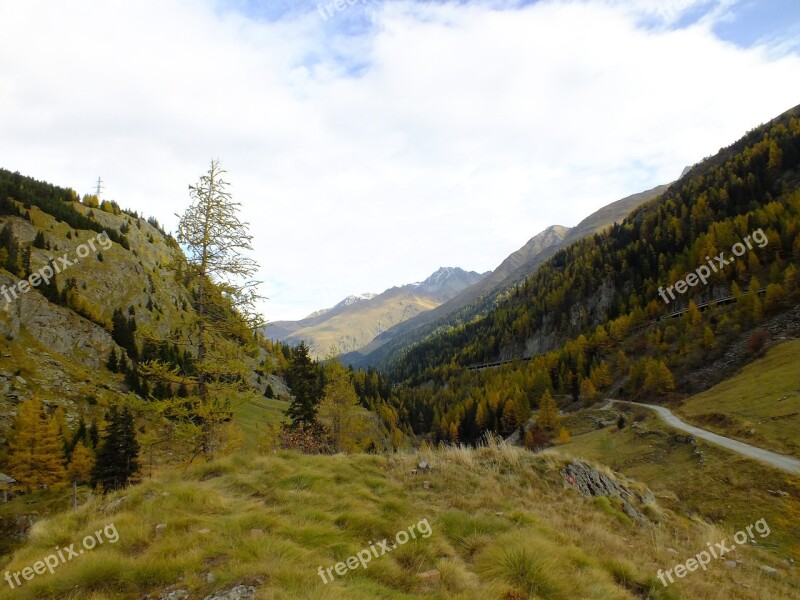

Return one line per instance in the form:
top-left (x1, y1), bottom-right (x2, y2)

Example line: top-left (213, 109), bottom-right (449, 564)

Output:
top-left (609, 399), bottom-right (800, 475)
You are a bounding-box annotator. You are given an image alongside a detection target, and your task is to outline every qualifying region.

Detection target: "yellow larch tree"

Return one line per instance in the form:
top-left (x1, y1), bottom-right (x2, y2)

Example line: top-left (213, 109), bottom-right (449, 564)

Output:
top-left (7, 397), bottom-right (66, 492)
top-left (536, 389), bottom-right (560, 434)
top-left (67, 440), bottom-right (95, 484)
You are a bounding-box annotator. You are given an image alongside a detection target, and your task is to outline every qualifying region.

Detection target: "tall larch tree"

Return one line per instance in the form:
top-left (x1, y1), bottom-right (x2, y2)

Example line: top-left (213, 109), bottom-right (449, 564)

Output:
top-left (67, 440), bottom-right (95, 485)
top-left (317, 360), bottom-right (373, 452)
top-left (143, 159), bottom-right (263, 461)
top-left (536, 389), bottom-right (560, 435)
top-left (6, 397), bottom-right (66, 492)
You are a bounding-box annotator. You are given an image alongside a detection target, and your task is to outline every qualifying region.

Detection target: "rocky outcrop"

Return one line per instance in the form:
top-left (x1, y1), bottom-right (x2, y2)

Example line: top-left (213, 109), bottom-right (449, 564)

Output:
top-left (560, 459), bottom-right (654, 521)
top-left (0, 272), bottom-right (119, 370)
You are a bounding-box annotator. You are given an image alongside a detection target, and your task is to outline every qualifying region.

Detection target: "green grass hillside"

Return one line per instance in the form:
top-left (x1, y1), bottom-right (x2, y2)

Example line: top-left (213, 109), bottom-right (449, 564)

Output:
top-left (675, 339), bottom-right (800, 456)
top-left (1, 440), bottom-right (797, 599)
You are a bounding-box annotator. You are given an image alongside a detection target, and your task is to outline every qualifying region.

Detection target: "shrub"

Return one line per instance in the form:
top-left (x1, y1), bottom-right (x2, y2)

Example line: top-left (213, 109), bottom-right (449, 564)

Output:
top-left (746, 329), bottom-right (770, 355)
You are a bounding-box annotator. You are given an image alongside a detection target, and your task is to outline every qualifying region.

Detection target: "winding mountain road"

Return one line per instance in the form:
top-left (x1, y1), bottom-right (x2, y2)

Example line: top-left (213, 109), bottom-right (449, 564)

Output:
top-left (608, 400), bottom-right (800, 475)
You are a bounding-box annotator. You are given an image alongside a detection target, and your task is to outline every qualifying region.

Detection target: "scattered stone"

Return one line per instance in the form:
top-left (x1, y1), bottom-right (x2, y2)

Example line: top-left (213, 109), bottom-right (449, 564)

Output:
top-left (15, 375), bottom-right (26, 386)
top-left (725, 560), bottom-right (738, 568)
top-left (760, 565), bottom-right (779, 575)
top-left (418, 569), bottom-right (441, 581)
top-left (104, 495), bottom-right (128, 512)
top-left (250, 528), bottom-right (264, 537)
top-left (161, 491), bottom-right (170, 497)
top-left (206, 573), bottom-right (217, 584)
top-left (156, 591), bottom-right (189, 600)
top-left (494, 512), bottom-right (503, 516)
top-left (767, 489), bottom-right (790, 498)
top-left (666, 548), bottom-right (678, 555)
top-left (418, 461), bottom-right (431, 471)
top-left (202, 584), bottom-right (256, 600)
top-left (422, 481), bottom-right (430, 489)
top-left (199, 528), bottom-right (212, 535)
top-left (155, 523), bottom-right (168, 535)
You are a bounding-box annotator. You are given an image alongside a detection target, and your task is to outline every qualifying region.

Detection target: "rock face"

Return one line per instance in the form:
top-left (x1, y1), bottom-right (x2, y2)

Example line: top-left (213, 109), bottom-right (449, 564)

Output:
top-left (0, 272), bottom-right (119, 370)
top-left (560, 460), bottom-right (653, 521)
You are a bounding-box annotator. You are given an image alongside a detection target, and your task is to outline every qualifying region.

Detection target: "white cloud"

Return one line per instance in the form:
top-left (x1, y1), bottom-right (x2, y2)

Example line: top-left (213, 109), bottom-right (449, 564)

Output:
top-left (0, 0), bottom-right (798, 320)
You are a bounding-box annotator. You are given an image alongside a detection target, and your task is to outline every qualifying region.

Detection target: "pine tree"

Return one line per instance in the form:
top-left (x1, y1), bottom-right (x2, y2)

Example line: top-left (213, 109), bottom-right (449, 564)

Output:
top-left (6, 398), bottom-right (66, 492)
top-left (22, 247), bottom-right (31, 278)
top-left (68, 415), bottom-right (88, 454)
top-left (33, 231), bottom-right (47, 249)
top-left (106, 347), bottom-right (119, 373)
top-left (91, 405), bottom-right (140, 491)
top-left (88, 419), bottom-right (99, 448)
top-left (0, 225), bottom-right (24, 277)
top-left (286, 342), bottom-right (321, 429)
top-left (112, 308), bottom-right (138, 360)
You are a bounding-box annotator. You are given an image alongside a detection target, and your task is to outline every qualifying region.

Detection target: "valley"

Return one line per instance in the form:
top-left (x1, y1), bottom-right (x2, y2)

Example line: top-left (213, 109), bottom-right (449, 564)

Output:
top-left (1, 2), bottom-right (800, 598)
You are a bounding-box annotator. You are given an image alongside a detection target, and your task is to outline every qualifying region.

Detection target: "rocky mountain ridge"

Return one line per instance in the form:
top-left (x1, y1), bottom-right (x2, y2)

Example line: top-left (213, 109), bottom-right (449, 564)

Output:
top-left (265, 267), bottom-right (486, 358)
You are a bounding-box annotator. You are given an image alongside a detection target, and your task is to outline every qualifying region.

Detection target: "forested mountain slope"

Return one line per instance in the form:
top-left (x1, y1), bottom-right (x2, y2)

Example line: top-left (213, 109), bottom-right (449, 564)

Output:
top-left (390, 103), bottom-right (800, 383)
top-left (344, 183), bottom-right (669, 370)
top-left (0, 168), bottom-right (277, 463)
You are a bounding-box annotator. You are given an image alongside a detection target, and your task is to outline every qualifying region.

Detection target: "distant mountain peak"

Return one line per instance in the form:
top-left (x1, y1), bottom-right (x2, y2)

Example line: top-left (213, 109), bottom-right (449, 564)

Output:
top-left (412, 266), bottom-right (468, 286)
top-left (304, 293), bottom-right (376, 319)
top-left (339, 293), bottom-right (376, 307)
top-left (412, 266), bottom-right (486, 296)
top-left (267, 267), bottom-right (486, 358)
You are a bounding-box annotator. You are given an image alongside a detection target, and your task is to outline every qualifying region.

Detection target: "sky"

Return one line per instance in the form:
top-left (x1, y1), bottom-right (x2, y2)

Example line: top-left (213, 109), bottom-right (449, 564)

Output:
top-left (1, 0), bottom-right (799, 321)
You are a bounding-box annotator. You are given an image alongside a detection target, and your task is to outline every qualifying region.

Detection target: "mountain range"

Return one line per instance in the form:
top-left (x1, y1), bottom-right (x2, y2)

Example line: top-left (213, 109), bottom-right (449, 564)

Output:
top-left (340, 182), bottom-right (671, 369)
top-left (264, 267), bottom-right (487, 358)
